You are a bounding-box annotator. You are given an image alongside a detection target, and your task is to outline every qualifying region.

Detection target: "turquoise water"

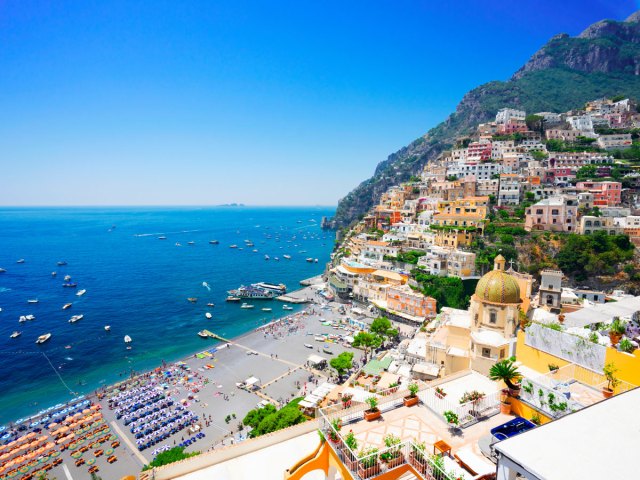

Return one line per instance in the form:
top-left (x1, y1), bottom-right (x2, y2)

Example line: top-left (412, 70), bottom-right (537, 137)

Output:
top-left (0, 207), bottom-right (334, 424)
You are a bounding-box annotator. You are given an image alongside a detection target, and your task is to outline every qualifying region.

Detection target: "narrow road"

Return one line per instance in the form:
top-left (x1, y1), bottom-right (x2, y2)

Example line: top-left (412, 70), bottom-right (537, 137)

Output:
top-left (110, 420), bottom-right (148, 466)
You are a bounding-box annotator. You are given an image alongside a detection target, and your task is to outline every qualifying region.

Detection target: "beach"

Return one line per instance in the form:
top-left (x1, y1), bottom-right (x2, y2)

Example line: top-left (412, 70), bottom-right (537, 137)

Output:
top-left (0, 284), bottom-right (369, 479)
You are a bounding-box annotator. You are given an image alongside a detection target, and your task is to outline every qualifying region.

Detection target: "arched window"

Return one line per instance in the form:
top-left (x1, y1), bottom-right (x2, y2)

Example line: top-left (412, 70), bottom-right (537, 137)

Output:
top-left (489, 311), bottom-right (497, 324)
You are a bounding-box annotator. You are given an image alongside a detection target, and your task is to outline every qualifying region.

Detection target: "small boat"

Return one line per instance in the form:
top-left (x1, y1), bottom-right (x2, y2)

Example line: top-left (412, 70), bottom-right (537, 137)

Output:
top-left (16, 259), bottom-right (25, 264)
top-left (264, 255), bottom-right (270, 260)
top-left (261, 308), bottom-right (272, 312)
top-left (27, 299), bottom-right (39, 304)
top-left (69, 314), bottom-right (84, 323)
top-left (0, 268), bottom-right (6, 273)
top-left (158, 236), bottom-right (167, 240)
top-left (63, 282), bottom-right (77, 288)
top-left (205, 312), bottom-right (212, 319)
top-left (65, 345), bottom-right (72, 349)
top-left (209, 240), bottom-right (219, 245)
top-left (10, 331), bottom-right (21, 339)
top-left (188, 241), bottom-right (195, 245)
top-left (57, 261), bottom-right (67, 266)
top-left (314, 259), bottom-right (319, 263)
top-left (226, 296), bottom-right (241, 302)
top-left (51, 271), bottom-right (57, 277)
top-left (64, 275), bottom-right (71, 281)
top-left (274, 257), bottom-right (279, 261)
top-left (187, 297), bottom-right (198, 303)
top-left (198, 330), bottom-right (209, 338)
top-left (229, 245), bottom-right (238, 249)
top-left (124, 335), bottom-right (132, 344)
top-left (76, 289), bottom-right (87, 296)
top-left (62, 303), bottom-right (72, 310)
top-left (306, 258), bottom-right (314, 263)
top-left (104, 325), bottom-right (111, 331)
top-left (304, 343), bottom-right (313, 349)
top-left (207, 302), bottom-right (215, 307)
top-left (36, 333), bottom-right (51, 344)
top-left (283, 255), bottom-right (291, 260)
top-left (176, 242), bottom-right (182, 247)
top-left (240, 303), bottom-right (254, 309)
top-left (283, 305), bottom-right (293, 311)
top-left (253, 249), bottom-right (258, 253)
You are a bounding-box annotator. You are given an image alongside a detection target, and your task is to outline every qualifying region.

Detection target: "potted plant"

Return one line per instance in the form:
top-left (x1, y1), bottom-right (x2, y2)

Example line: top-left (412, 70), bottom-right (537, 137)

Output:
top-left (357, 446), bottom-right (379, 479)
top-left (341, 431), bottom-right (359, 469)
top-left (443, 410), bottom-right (459, 427)
top-left (344, 431), bottom-right (358, 452)
top-left (548, 363), bottom-right (560, 374)
top-left (602, 362), bottom-right (620, 399)
top-left (380, 434), bottom-right (404, 468)
top-left (435, 387), bottom-right (447, 399)
top-left (500, 397), bottom-right (511, 415)
top-left (364, 396), bottom-right (381, 421)
top-left (387, 382), bottom-right (399, 394)
top-left (328, 418), bottom-right (342, 443)
top-left (489, 358), bottom-right (522, 397)
top-left (608, 317), bottom-right (626, 347)
top-left (409, 442), bottom-right (427, 474)
top-left (341, 393), bottom-right (353, 409)
top-left (459, 390), bottom-right (485, 417)
top-left (404, 383), bottom-right (420, 407)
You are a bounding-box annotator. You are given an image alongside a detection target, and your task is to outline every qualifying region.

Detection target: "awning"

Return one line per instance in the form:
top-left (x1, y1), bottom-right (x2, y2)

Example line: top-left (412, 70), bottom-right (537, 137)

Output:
top-left (307, 354), bottom-right (326, 365)
top-left (244, 376), bottom-right (260, 386)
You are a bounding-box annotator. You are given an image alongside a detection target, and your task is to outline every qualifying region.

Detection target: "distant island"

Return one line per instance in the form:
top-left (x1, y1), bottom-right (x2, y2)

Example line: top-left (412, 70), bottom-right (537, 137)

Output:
top-left (218, 203), bottom-right (245, 207)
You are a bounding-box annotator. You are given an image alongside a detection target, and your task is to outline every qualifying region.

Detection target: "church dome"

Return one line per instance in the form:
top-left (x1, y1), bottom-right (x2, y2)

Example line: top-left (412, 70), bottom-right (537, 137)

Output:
top-left (474, 255), bottom-right (521, 304)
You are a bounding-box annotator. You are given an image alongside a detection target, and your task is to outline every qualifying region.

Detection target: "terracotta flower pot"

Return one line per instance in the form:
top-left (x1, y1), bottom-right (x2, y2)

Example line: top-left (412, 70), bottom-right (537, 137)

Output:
top-left (383, 453), bottom-right (405, 469)
top-left (500, 402), bottom-right (512, 415)
top-left (408, 452), bottom-right (427, 474)
top-left (358, 462), bottom-right (379, 479)
top-left (609, 332), bottom-right (623, 347)
top-left (403, 396), bottom-right (419, 407)
top-left (602, 387), bottom-right (614, 399)
top-left (364, 409), bottom-right (381, 421)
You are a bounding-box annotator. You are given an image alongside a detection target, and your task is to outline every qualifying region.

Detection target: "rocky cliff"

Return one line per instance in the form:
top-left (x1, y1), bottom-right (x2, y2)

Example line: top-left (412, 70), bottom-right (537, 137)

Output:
top-left (333, 11), bottom-right (640, 228)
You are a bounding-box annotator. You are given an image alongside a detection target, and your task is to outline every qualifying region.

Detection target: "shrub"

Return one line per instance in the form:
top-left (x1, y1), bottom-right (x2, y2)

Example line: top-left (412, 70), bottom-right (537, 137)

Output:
top-left (443, 410), bottom-right (459, 425)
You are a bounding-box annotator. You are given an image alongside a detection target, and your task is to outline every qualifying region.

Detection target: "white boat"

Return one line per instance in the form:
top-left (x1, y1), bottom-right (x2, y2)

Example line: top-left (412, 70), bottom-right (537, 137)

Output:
top-left (158, 236), bottom-right (167, 240)
top-left (62, 303), bottom-right (72, 310)
top-left (264, 255), bottom-right (270, 260)
top-left (283, 305), bottom-right (293, 311)
top-left (253, 249), bottom-right (258, 253)
top-left (198, 330), bottom-right (209, 338)
top-left (283, 255), bottom-right (291, 260)
top-left (124, 335), bottom-right (132, 344)
top-left (27, 299), bottom-right (39, 304)
top-left (207, 303), bottom-right (215, 307)
top-left (306, 258), bottom-right (313, 263)
top-left (314, 259), bottom-right (318, 263)
top-left (176, 242), bottom-right (182, 246)
top-left (274, 257), bottom-right (279, 261)
top-left (51, 271), bottom-right (57, 277)
top-left (19, 316), bottom-right (26, 323)
top-left (0, 268), bottom-right (6, 273)
top-left (64, 275), bottom-right (71, 281)
top-left (188, 241), bottom-right (195, 245)
top-left (304, 343), bottom-right (313, 349)
top-left (76, 289), bottom-right (86, 296)
top-left (229, 245), bottom-right (238, 249)
top-left (16, 259), bottom-right (25, 264)
top-left (10, 331), bottom-right (21, 339)
top-left (205, 312), bottom-right (212, 319)
top-left (261, 308), bottom-right (272, 312)
top-left (240, 303), bottom-right (254, 309)
top-left (68, 314), bottom-right (84, 323)
top-left (36, 333), bottom-right (51, 344)
top-left (26, 314), bottom-right (35, 321)
top-left (104, 325), bottom-right (111, 331)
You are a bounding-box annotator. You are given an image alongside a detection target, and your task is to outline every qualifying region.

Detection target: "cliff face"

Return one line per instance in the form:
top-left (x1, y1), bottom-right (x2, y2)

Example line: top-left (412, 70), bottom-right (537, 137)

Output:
top-left (333, 11), bottom-right (640, 228)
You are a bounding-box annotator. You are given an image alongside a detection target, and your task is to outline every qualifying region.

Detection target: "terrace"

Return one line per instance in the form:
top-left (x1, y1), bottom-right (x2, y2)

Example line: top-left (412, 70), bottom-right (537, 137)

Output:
top-left (319, 371), bottom-right (507, 480)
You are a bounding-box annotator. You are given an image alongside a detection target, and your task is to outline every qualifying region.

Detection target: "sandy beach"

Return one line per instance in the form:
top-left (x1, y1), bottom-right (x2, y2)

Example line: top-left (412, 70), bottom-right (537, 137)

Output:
top-left (1, 283), bottom-right (370, 479)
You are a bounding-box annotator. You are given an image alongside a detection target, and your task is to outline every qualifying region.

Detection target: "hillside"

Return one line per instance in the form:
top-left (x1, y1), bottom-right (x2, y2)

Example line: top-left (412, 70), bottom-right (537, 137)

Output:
top-left (333, 11), bottom-right (640, 228)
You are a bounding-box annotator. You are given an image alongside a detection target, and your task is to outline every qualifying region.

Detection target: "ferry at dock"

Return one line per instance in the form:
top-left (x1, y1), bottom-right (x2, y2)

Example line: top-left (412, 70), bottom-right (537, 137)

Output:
top-left (227, 285), bottom-right (277, 299)
top-left (252, 282), bottom-right (287, 295)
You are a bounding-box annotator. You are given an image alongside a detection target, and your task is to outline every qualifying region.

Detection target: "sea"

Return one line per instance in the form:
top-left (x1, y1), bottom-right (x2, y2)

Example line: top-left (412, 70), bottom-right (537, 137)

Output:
top-left (0, 206), bottom-right (335, 425)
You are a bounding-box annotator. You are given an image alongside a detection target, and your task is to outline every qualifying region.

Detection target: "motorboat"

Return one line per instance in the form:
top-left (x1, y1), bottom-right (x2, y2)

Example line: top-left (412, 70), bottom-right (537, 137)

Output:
top-left (198, 331), bottom-right (209, 338)
top-left (274, 257), bottom-right (279, 261)
top-left (207, 303), bottom-right (215, 307)
top-left (229, 245), bottom-right (238, 249)
top-left (283, 255), bottom-right (291, 260)
top-left (283, 305), bottom-right (293, 311)
top-left (158, 236), bottom-right (167, 240)
top-left (69, 314), bottom-right (84, 323)
top-left (314, 259), bottom-right (318, 263)
top-left (226, 296), bottom-right (241, 302)
top-left (25, 315), bottom-right (35, 321)
top-left (188, 241), bottom-right (195, 245)
top-left (62, 283), bottom-right (77, 288)
top-left (264, 255), bottom-right (270, 260)
top-left (36, 333), bottom-right (51, 344)
top-left (62, 303), bottom-right (72, 310)
top-left (57, 261), bottom-right (67, 266)
top-left (19, 316), bottom-right (26, 323)
top-left (304, 343), bottom-right (313, 349)
top-left (209, 240), bottom-right (219, 245)
top-left (10, 331), bottom-right (21, 339)
top-left (176, 242), bottom-right (182, 246)
top-left (187, 297), bottom-right (198, 303)
top-left (253, 249), bottom-right (259, 253)
top-left (240, 303), bottom-right (254, 309)
top-left (104, 325), bottom-right (111, 331)
top-left (306, 258), bottom-right (314, 263)
top-left (64, 275), bottom-right (71, 281)
top-left (205, 312), bottom-right (212, 319)
top-left (17, 259), bottom-right (25, 264)
top-left (76, 289), bottom-right (87, 296)
top-left (0, 268), bottom-right (6, 273)
top-left (124, 335), bottom-right (132, 344)
top-left (261, 308), bottom-right (272, 312)
top-left (27, 299), bottom-right (39, 304)
top-left (51, 271), bottom-right (57, 277)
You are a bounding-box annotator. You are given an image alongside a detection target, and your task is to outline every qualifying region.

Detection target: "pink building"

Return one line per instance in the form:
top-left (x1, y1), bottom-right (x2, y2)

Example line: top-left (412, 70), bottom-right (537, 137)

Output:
top-left (467, 141), bottom-right (492, 161)
top-left (497, 120), bottom-right (527, 135)
top-left (544, 167), bottom-right (575, 184)
top-left (524, 196), bottom-right (578, 232)
top-left (575, 181), bottom-right (622, 207)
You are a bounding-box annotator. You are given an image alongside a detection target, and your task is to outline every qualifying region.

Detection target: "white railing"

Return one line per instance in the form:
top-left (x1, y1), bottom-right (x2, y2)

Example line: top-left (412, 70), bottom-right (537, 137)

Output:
top-left (418, 387), bottom-right (501, 428)
top-left (519, 375), bottom-right (582, 419)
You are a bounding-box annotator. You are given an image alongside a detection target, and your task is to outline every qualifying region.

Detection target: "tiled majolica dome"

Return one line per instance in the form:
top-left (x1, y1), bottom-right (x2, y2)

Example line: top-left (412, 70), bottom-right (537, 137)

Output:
top-left (474, 255), bottom-right (521, 304)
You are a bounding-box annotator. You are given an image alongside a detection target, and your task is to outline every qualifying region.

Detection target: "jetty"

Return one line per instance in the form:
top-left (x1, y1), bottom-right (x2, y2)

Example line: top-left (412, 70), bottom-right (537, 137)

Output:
top-left (275, 295), bottom-right (308, 304)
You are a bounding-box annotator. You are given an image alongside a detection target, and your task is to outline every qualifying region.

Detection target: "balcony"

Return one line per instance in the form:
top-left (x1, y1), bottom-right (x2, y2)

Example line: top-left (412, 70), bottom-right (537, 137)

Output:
top-left (318, 374), bottom-right (507, 479)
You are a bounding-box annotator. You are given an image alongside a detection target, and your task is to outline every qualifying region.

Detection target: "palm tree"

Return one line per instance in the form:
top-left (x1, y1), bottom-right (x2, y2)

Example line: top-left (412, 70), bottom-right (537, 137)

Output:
top-left (488, 359), bottom-right (522, 390)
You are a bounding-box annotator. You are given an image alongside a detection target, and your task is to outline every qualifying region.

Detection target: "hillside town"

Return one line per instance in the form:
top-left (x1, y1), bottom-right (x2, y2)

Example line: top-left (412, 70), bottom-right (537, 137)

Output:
top-left (135, 98), bottom-right (640, 480)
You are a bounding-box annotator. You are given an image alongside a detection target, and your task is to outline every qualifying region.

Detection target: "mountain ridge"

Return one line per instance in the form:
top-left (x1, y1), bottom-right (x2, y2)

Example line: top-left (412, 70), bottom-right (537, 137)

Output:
top-left (333, 11), bottom-right (640, 228)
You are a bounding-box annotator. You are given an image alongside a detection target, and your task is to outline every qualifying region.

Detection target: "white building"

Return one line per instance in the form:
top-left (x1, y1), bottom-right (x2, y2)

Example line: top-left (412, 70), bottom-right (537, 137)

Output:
top-left (446, 162), bottom-right (502, 181)
top-left (566, 114), bottom-right (595, 133)
top-left (597, 133), bottom-right (633, 150)
top-left (496, 108), bottom-right (526, 125)
top-left (498, 174), bottom-right (521, 206)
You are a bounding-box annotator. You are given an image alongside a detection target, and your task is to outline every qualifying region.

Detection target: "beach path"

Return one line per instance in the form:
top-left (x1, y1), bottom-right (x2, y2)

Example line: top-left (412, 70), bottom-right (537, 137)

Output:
top-left (110, 420), bottom-right (149, 466)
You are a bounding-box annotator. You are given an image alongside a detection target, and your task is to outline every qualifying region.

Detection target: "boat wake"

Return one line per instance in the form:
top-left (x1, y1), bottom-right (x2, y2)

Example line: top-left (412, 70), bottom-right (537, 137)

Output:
top-left (134, 229), bottom-right (201, 237)
top-left (202, 282), bottom-right (211, 291)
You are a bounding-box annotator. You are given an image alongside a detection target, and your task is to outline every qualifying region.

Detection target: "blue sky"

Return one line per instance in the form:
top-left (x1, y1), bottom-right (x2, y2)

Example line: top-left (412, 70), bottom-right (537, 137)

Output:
top-left (0, 0), bottom-right (636, 206)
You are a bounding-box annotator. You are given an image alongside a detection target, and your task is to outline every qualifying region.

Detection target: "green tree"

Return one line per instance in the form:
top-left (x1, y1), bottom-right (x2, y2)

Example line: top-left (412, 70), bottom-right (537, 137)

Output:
top-left (352, 332), bottom-right (382, 361)
top-left (525, 114), bottom-right (544, 133)
top-left (142, 447), bottom-right (200, 471)
top-left (369, 317), bottom-right (399, 343)
top-left (576, 164), bottom-right (597, 180)
top-left (243, 404), bottom-right (277, 429)
top-left (330, 352), bottom-right (354, 378)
